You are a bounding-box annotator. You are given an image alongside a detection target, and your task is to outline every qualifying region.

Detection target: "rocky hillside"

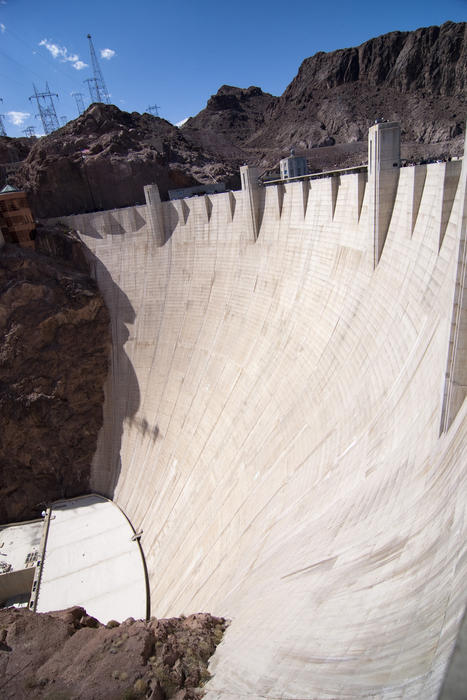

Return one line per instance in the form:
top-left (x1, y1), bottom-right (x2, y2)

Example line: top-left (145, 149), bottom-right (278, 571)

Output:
top-left (10, 105), bottom-right (240, 219)
top-left (182, 85), bottom-right (277, 160)
top-left (0, 137), bottom-right (32, 167)
top-left (0, 606), bottom-right (227, 699)
top-left (0, 225), bottom-right (110, 523)
top-left (3, 21), bottom-right (466, 217)
top-left (247, 20), bottom-right (466, 153)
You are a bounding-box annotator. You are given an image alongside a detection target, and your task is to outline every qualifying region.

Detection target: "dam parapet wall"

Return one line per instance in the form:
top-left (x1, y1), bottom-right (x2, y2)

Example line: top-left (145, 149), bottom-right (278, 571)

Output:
top-left (52, 156), bottom-right (463, 261)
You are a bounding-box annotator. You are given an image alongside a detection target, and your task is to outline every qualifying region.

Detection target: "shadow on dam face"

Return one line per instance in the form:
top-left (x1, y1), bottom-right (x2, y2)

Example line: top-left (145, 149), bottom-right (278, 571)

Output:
top-left (85, 250), bottom-right (141, 495)
top-left (56, 152), bottom-right (467, 699)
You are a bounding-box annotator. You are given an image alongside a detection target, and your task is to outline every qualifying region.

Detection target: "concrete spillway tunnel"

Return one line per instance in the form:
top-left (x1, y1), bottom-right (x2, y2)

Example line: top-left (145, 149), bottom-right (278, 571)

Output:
top-left (58, 124), bottom-right (467, 699)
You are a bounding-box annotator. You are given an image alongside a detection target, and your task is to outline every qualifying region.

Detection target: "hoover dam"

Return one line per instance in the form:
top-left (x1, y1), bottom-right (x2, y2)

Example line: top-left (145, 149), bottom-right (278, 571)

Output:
top-left (49, 121), bottom-right (467, 698)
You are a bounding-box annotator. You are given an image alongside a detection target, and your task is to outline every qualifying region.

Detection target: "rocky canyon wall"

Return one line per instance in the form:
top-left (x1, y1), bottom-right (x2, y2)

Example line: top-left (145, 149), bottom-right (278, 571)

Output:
top-left (0, 226), bottom-right (110, 523)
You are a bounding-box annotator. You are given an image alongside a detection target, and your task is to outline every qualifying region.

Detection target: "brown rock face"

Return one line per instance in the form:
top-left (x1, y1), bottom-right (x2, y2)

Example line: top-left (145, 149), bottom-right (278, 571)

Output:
top-left (0, 606), bottom-right (227, 699)
top-left (289, 22), bottom-right (466, 94)
top-left (13, 104), bottom-right (238, 219)
top-left (0, 227), bottom-right (110, 524)
top-left (248, 21), bottom-right (466, 153)
top-left (182, 84), bottom-right (277, 160)
top-left (0, 137), bottom-right (33, 169)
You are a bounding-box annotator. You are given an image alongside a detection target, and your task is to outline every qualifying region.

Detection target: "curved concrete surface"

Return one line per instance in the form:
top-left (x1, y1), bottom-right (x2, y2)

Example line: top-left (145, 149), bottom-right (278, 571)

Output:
top-left (57, 135), bottom-right (467, 698)
top-left (36, 495), bottom-right (147, 623)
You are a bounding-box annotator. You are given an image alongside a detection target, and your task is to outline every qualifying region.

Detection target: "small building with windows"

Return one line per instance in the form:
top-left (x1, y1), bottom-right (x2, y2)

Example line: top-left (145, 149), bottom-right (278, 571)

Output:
top-left (279, 153), bottom-right (308, 181)
top-left (0, 184), bottom-right (35, 248)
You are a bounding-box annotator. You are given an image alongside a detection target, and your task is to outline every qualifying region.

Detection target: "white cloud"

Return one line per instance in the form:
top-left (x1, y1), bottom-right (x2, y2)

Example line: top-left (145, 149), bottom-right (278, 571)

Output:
top-left (72, 60), bottom-right (87, 71)
top-left (39, 39), bottom-right (60, 58)
top-left (0, 23), bottom-right (5, 33)
top-left (175, 117), bottom-right (189, 127)
top-left (39, 39), bottom-right (88, 70)
top-left (100, 48), bottom-right (115, 60)
top-left (7, 111), bottom-right (30, 126)
top-left (73, 59), bottom-right (88, 70)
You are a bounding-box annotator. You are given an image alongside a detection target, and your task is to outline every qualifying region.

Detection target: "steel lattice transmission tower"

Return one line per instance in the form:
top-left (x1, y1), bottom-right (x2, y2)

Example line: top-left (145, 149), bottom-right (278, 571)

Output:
top-left (84, 78), bottom-right (100, 104)
top-left (86, 34), bottom-right (110, 104)
top-left (23, 126), bottom-right (36, 137)
top-left (72, 92), bottom-right (86, 115)
top-left (146, 104), bottom-right (160, 117)
top-left (0, 98), bottom-right (7, 137)
top-left (29, 83), bottom-right (60, 134)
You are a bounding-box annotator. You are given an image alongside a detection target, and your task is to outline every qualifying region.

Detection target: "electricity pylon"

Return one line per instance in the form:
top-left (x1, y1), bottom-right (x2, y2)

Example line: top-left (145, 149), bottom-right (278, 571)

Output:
top-left (72, 92), bottom-right (86, 115)
top-left (86, 34), bottom-right (110, 104)
top-left (29, 83), bottom-right (60, 134)
top-left (0, 98), bottom-right (7, 137)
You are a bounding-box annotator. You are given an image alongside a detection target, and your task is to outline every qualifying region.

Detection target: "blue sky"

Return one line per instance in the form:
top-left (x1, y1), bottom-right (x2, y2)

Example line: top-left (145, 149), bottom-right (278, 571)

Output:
top-left (0, 0), bottom-right (465, 137)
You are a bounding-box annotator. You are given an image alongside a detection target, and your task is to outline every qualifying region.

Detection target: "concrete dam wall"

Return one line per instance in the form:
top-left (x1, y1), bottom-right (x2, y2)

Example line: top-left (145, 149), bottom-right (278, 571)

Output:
top-left (55, 127), bottom-right (466, 698)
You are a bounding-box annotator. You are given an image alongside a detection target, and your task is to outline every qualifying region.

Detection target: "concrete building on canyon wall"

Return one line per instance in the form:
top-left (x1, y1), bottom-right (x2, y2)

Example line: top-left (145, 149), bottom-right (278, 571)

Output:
top-left (0, 184), bottom-right (35, 248)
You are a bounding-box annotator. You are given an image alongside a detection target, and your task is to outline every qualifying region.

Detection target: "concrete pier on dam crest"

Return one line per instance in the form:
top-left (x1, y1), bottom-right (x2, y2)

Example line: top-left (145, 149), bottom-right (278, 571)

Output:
top-left (50, 122), bottom-right (467, 699)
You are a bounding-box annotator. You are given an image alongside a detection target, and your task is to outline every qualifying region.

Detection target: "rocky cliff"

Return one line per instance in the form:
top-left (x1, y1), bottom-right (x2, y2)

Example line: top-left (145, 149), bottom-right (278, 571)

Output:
top-left (182, 84), bottom-right (277, 160)
top-left (0, 225), bottom-right (110, 524)
top-left (289, 21), bottom-right (465, 94)
top-left (0, 606), bottom-right (227, 699)
top-left (247, 21), bottom-right (466, 152)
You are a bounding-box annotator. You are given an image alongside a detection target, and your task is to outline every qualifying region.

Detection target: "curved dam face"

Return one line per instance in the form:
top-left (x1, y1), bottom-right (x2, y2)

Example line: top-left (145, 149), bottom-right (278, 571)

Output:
top-left (58, 134), bottom-right (467, 698)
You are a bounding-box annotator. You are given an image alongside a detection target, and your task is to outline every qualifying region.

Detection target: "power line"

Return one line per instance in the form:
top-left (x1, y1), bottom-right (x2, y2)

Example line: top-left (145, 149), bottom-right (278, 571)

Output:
top-left (2, 25), bottom-right (85, 90)
top-left (0, 27), bottom-right (91, 130)
top-left (0, 46), bottom-right (53, 86)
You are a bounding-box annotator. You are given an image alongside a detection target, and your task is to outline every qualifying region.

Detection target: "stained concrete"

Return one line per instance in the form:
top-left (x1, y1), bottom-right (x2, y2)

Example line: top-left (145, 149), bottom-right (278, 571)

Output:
top-left (51, 127), bottom-right (467, 698)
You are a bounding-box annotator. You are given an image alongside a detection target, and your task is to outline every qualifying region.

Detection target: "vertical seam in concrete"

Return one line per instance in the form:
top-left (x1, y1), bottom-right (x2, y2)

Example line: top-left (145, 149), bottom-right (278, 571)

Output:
top-left (440, 183), bottom-right (467, 433)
